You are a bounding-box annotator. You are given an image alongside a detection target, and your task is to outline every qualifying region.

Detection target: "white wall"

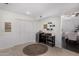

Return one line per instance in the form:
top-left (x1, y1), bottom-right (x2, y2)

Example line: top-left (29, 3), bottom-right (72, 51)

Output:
top-left (0, 9), bottom-right (63, 49)
top-left (39, 17), bottom-right (62, 48)
top-left (0, 9), bottom-right (39, 49)
top-left (62, 16), bottom-right (79, 32)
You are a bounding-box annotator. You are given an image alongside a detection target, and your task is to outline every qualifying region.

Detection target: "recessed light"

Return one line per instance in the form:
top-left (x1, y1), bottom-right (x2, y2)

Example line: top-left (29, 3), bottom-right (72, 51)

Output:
top-left (26, 11), bottom-right (31, 15)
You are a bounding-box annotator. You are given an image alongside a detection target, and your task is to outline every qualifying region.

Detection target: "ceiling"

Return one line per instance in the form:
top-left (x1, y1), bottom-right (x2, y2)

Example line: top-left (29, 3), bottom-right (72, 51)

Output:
top-left (0, 3), bottom-right (79, 19)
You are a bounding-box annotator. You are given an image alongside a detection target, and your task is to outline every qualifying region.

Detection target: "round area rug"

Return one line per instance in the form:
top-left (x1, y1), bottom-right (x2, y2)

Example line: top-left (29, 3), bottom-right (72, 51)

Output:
top-left (23, 43), bottom-right (48, 56)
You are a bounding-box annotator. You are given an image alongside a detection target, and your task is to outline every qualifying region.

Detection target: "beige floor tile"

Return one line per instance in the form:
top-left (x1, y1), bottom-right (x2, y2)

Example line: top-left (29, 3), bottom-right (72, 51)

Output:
top-left (0, 42), bottom-right (79, 56)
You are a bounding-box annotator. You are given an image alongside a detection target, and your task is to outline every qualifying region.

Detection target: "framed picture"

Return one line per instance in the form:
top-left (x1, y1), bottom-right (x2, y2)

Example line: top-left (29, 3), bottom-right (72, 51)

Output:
top-left (53, 25), bottom-right (55, 27)
top-left (50, 25), bottom-right (53, 27)
top-left (44, 24), bottom-right (47, 29)
top-left (48, 22), bottom-right (52, 24)
top-left (5, 22), bottom-right (11, 32)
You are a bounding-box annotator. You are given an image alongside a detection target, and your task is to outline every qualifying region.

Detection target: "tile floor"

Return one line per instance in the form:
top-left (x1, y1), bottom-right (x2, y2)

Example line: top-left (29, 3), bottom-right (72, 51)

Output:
top-left (0, 42), bottom-right (79, 56)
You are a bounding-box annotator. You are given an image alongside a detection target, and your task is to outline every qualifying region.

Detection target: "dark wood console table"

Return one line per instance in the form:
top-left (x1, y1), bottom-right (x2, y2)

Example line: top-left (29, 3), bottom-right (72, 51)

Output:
top-left (36, 32), bottom-right (55, 47)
